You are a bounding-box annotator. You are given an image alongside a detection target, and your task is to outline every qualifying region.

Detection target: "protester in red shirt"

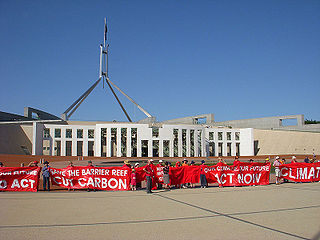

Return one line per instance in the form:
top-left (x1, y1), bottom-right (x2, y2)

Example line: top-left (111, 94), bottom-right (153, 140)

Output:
top-left (144, 159), bottom-right (154, 194)
top-left (233, 156), bottom-right (241, 166)
top-left (134, 162), bottom-right (142, 190)
top-left (218, 157), bottom-right (227, 165)
top-left (122, 160), bottom-right (131, 168)
top-left (131, 168), bottom-right (137, 191)
top-left (67, 161), bottom-right (75, 191)
top-left (181, 159), bottom-right (189, 188)
top-left (175, 161), bottom-right (181, 167)
top-left (87, 161), bottom-right (95, 192)
top-left (200, 160), bottom-right (207, 188)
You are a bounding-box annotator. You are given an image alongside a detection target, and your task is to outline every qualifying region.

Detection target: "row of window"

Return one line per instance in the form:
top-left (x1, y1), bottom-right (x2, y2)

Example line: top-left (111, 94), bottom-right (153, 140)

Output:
top-left (209, 131), bottom-right (240, 141)
top-left (44, 128), bottom-right (240, 142)
top-left (44, 128), bottom-right (95, 139)
top-left (44, 140), bottom-right (240, 157)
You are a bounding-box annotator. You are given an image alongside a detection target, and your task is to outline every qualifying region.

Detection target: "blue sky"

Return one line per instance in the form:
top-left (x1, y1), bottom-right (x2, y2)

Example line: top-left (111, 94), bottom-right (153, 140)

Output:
top-left (0, 0), bottom-right (319, 122)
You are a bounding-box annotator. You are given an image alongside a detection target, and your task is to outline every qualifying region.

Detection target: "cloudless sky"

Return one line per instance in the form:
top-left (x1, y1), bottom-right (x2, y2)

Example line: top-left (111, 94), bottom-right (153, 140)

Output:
top-left (0, 0), bottom-right (319, 122)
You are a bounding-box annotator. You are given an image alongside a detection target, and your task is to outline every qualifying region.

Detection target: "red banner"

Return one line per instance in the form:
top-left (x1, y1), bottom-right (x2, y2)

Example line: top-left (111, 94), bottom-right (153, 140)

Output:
top-left (50, 166), bottom-right (131, 191)
top-left (155, 164), bottom-right (164, 183)
top-left (0, 167), bottom-right (41, 192)
top-left (279, 162), bottom-right (320, 182)
top-left (135, 163), bottom-right (270, 187)
top-left (205, 162), bottom-right (271, 186)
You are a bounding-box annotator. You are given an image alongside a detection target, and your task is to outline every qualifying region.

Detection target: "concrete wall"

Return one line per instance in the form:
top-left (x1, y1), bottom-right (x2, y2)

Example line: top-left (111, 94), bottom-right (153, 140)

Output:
top-left (162, 114), bottom-right (214, 125)
top-left (254, 129), bottom-right (320, 155)
top-left (0, 124), bottom-right (33, 155)
top-left (211, 115), bottom-right (320, 132)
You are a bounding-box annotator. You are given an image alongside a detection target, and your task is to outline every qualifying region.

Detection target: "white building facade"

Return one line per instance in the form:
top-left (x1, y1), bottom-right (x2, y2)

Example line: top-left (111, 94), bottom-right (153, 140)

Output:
top-left (33, 122), bottom-right (254, 157)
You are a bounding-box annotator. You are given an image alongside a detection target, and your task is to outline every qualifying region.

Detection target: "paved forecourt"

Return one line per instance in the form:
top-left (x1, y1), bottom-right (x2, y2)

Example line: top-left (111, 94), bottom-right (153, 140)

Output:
top-left (0, 183), bottom-right (320, 240)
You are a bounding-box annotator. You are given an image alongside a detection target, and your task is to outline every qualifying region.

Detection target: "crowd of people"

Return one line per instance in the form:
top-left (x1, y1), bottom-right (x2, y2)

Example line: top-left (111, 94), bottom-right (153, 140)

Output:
top-left (0, 154), bottom-right (318, 193)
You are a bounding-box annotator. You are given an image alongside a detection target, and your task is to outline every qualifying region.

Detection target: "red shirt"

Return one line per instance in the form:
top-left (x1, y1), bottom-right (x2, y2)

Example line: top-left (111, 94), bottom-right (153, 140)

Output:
top-left (233, 160), bottom-right (240, 165)
top-left (131, 172), bottom-right (136, 185)
top-left (200, 164), bottom-right (206, 174)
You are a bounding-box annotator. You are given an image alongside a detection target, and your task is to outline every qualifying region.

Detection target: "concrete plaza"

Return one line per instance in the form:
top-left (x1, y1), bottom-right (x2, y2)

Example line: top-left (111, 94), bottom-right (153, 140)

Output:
top-left (0, 183), bottom-right (320, 240)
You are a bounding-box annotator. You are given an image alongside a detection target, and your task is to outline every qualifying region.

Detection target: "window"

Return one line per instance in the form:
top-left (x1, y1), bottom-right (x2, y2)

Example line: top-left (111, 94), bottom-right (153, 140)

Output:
top-left (88, 129), bottom-right (94, 139)
top-left (190, 130), bottom-right (195, 157)
top-left (235, 132), bottom-right (240, 141)
top-left (131, 128), bottom-right (137, 157)
top-left (121, 128), bottom-right (127, 157)
top-left (152, 127), bottom-right (159, 138)
top-left (77, 129), bottom-right (83, 138)
top-left (141, 140), bottom-right (148, 157)
top-left (218, 142), bottom-right (223, 156)
top-left (218, 132), bottom-right (223, 141)
top-left (54, 141), bottom-right (61, 156)
top-left (227, 132), bottom-right (231, 141)
top-left (55, 129), bottom-right (61, 138)
top-left (182, 129), bottom-right (187, 157)
top-left (88, 141), bottom-right (94, 156)
top-left (66, 129), bottom-right (72, 138)
top-left (198, 130), bottom-right (202, 157)
top-left (111, 128), bottom-right (117, 157)
top-left (77, 141), bottom-right (83, 156)
top-left (163, 140), bottom-right (170, 157)
top-left (209, 142), bottom-right (215, 156)
top-left (153, 140), bottom-right (159, 157)
top-left (66, 141), bottom-right (72, 156)
top-left (209, 132), bottom-right (214, 141)
top-left (101, 128), bottom-right (107, 157)
top-left (227, 143), bottom-right (232, 156)
top-left (43, 129), bottom-right (50, 138)
top-left (236, 143), bottom-right (240, 156)
top-left (173, 129), bottom-right (178, 157)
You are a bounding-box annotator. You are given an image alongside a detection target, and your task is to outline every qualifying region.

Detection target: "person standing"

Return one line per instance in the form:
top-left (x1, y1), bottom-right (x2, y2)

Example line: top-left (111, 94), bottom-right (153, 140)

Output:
top-left (0, 162), bottom-right (4, 167)
top-left (134, 162), bottom-right (141, 190)
top-left (130, 168), bottom-right (137, 191)
top-left (218, 157), bottom-right (227, 165)
top-left (273, 156), bottom-right (281, 185)
top-left (200, 160), bottom-right (207, 188)
top-left (123, 160), bottom-right (131, 168)
top-left (281, 158), bottom-right (288, 183)
top-left (189, 161), bottom-right (196, 188)
top-left (144, 159), bottom-right (154, 194)
top-left (291, 156), bottom-right (297, 163)
top-left (233, 156), bottom-right (241, 165)
top-left (42, 161), bottom-right (50, 191)
top-left (87, 161), bottom-right (95, 192)
top-left (156, 160), bottom-right (164, 190)
top-left (182, 159), bottom-right (189, 188)
top-left (163, 161), bottom-right (170, 189)
top-left (68, 161), bottom-right (75, 191)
